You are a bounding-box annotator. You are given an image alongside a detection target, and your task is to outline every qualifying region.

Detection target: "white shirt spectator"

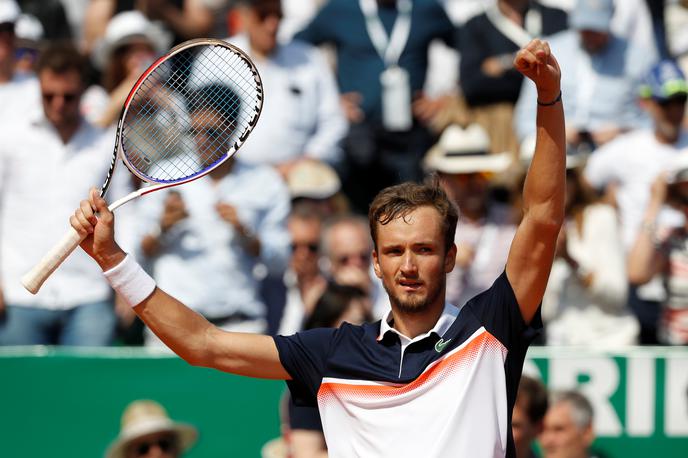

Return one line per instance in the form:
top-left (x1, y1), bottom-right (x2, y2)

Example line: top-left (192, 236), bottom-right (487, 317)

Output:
top-left (136, 161), bottom-right (291, 322)
top-left (0, 73), bottom-right (40, 122)
top-left (585, 129), bottom-right (688, 250)
top-left (542, 204), bottom-right (638, 346)
top-left (226, 34), bottom-right (347, 167)
top-left (0, 114), bottom-right (126, 309)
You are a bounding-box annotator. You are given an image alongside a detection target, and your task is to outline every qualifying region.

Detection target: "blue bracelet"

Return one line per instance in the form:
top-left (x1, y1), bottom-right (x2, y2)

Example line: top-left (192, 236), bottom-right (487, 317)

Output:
top-left (537, 91), bottom-right (562, 106)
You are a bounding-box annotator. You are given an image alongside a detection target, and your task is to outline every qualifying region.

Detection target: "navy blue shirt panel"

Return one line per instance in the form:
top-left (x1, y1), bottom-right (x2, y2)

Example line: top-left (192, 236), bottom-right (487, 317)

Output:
top-left (288, 397), bottom-right (324, 432)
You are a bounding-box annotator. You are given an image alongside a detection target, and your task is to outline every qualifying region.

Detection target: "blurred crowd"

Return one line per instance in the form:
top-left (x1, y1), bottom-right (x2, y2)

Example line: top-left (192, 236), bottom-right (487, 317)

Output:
top-left (1, 1), bottom-right (688, 350)
top-left (2, 0), bottom-right (686, 456)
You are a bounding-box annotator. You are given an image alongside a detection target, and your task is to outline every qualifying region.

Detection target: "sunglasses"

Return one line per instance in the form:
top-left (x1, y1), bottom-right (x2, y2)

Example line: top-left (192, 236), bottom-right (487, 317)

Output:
top-left (336, 253), bottom-right (370, 265)
top-left (188, 127), bottom-right (225, 139)
top-left (255, 6), bottom-right (284, 21)
top-left (291, 241), bottom-right (319, 253)
top-left (42, 92), bottom-right (80, 104)
top-left (133, 436), bottom-right (177, 456)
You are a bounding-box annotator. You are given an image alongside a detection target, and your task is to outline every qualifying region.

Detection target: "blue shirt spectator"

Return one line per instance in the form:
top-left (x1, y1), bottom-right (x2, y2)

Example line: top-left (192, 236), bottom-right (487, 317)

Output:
top-left (295, 0), bottom-right (455, 123)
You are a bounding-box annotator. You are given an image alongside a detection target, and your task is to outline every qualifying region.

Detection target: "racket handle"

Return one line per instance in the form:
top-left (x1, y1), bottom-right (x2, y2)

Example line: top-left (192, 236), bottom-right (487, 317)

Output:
top-left (21, 226), bottom-right (85, 294)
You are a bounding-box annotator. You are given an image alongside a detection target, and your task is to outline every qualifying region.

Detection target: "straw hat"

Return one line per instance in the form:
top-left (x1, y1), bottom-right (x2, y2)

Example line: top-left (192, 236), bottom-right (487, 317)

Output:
top-left (104, 400), bottom-right (198, 458)
top-left (423, 124), bottom-right (511, 174)
top-left (287, 160), bottom-right (341, 199)
top-left (93, 11), bottom-right (171, 69)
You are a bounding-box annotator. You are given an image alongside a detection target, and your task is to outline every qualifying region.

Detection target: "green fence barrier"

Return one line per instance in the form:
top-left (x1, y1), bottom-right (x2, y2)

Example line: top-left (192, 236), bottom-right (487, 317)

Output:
top-left (1, 346), bottom-right (687, 457)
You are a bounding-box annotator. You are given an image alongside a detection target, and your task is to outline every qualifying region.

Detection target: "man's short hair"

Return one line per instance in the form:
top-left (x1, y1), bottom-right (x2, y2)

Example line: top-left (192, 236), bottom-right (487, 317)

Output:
top-left (517, 375), bottom-right (549, 424)
top-left (35, 42), bottom-right (88, 83)
top-left (368, 176), bottom-right (459, 252)
top-left (551, 390), bottom-right (594, 430)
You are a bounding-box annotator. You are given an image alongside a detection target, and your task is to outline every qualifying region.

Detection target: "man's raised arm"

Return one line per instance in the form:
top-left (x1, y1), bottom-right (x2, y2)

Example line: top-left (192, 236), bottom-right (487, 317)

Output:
top-left (71, 188), bottom-right (290, 380)
top-left (506, 39), bottom-right (566, 324)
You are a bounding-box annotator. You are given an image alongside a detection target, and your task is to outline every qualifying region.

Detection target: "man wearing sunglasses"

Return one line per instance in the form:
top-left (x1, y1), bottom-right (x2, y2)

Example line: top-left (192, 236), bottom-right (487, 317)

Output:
top-left (585, 59), bottom-right (688, 344)
top-left (105, 399), bottom-right (198, 458)
top-left (0, 43), bottom-right (128, 346)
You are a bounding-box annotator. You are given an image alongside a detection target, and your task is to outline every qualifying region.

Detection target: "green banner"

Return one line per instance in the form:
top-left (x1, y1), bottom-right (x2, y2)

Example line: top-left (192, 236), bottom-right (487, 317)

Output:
top-left (1, 346), bottom-right (686, 457)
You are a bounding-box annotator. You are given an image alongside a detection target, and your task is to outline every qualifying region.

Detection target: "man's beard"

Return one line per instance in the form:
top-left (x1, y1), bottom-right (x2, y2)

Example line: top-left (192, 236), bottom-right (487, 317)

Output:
top-left (383, 277), bottom-right (445, 314)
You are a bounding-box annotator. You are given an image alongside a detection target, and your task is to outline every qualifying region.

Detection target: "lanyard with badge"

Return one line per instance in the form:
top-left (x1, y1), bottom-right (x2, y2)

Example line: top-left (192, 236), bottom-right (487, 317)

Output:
top-left (360, 0), bottom-right (413, 131)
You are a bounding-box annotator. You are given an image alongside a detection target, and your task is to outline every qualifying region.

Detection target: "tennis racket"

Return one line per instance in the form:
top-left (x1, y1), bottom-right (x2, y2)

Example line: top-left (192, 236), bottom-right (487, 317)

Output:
top-left (22, 38), bottom-right (263, 294)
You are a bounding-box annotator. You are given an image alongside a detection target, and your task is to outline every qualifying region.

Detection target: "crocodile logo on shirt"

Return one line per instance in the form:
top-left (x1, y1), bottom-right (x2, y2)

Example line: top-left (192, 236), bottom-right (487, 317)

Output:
top-left (434, 338), bottom-right (452, 353)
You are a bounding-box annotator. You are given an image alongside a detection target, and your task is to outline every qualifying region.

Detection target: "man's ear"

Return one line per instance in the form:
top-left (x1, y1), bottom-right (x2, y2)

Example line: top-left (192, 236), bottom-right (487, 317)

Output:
top-left (372, 249), bottom-right (382, 279)
top-left (445, 243), bottom-right (457, 273)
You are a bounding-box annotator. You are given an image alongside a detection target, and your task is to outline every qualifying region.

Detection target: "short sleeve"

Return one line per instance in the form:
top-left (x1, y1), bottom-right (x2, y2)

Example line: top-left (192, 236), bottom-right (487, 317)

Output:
top-left (464, 271), bottom-right (542, 352)
top-left (288, 399), bottom-right (324, 431)
top-left (273, 328), bottom-right (337, 406)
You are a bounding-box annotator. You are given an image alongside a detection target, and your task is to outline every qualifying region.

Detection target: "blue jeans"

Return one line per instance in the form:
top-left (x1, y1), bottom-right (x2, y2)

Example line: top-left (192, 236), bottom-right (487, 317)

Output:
top-left (0, 300), bottom-right (116, 346)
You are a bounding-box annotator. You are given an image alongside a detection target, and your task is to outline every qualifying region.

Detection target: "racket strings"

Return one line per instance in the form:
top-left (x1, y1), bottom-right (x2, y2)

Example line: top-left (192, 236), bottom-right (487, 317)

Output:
top-left (121, 44), bottom-right (261, 183)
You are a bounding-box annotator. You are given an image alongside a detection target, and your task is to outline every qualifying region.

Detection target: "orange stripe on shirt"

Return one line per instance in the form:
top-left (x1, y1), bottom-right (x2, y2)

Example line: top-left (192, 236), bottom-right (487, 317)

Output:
top-left (318, 330), bottom-right (504, 400)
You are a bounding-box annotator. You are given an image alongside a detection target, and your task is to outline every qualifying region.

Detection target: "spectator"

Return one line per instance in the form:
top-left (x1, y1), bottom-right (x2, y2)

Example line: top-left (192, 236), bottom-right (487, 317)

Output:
top-left (13, 13), bottom-right (43, 75)
top-left (0, 0), bottom-right (40, 122)
top-left (628, 153), bottom-right (688, 345)
top-left (665, 0), bottom-right (688, 126)
top-left (226, 0), bottom-right (347, 179)
top-left (540, 391), bottom-right (597, 458)
top-left (83, 10), bottom-right (171, 127)
top-left (512, 375), bottom-right (548, 458)
top-left (286, 160), bottom-right (348, 219)
top-left (515, 0), bottom-right (655, 154)
top-left (320, 214), bottom-right (388, 319)
top-left (137, 84), bottom-right (291, 342)
top-left (104, 399), bottom-right (198, 458)
top-left (584, 59), bottom-right (688, 344)
top-left (276, 201), bottom-right (327, 336)
top-left (295, 0), bottom-right (456, 213)
top-left (0, 44), bottom-right (126, 345)
top-left (424, 123), bottom-right (516, 307)
top-left (266, 161), bottom-right (346, 335)
top-left (83, 0), bottom-right (213, 53)
top-left (541, 154), bottom-right (637, 346)
top-left (459, 0), bottom-right (567, 154)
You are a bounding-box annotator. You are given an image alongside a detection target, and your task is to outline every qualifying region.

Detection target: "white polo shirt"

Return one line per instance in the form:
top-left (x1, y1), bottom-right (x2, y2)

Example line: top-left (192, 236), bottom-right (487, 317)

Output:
top-left (0, 114), bottom-right (127, 309)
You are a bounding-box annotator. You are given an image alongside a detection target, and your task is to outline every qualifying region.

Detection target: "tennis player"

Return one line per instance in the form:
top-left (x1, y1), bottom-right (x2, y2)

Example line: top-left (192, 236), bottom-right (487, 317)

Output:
top-left (70, 39), bottom-right (564, 457)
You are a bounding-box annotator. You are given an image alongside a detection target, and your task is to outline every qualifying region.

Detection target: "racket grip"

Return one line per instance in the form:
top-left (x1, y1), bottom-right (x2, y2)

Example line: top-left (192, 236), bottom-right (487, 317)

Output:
top-left (21, 226), bottom-right (86, 294)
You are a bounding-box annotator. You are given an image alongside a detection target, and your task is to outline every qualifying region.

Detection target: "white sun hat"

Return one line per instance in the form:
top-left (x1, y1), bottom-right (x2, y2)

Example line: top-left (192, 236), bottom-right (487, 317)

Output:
top-left (104, 400), bottom-right (198, 458)
top-left (92, 10), bottom-right (171, 69)
top-left (423, 124), bottom-right (511, 174)
top-left (0, 0), bottom-right (20, 24)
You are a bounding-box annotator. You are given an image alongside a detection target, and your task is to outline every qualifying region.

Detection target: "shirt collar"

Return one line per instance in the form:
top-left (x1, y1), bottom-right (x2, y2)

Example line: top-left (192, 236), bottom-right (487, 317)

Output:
top-left (377, 302), bottom-right (460, 343)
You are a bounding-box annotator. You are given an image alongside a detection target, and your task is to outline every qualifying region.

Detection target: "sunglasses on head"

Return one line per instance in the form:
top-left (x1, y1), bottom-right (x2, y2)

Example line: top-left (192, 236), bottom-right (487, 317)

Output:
top-left (42, 92), bottom-right (80, 103)
top-left (133, 436), bottom-right (177, 456)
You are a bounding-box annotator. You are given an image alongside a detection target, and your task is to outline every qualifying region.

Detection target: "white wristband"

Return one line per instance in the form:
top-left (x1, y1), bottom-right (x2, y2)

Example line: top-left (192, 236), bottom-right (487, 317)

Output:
top-left (103, 254), bottom-right (156, 307)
